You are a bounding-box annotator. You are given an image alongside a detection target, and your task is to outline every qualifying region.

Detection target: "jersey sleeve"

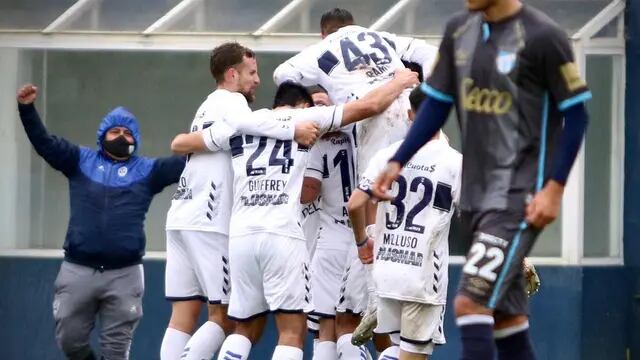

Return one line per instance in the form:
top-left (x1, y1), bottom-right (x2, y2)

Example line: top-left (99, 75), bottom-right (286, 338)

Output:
top-left (304, 142), bottom-right (326, 181)
top-left (201, 119), bottom-right (235, 152)
top-left (292, 105), bottom-right (344, 134)
top-left (273, 46), bottom-right (322, 86)
top-left (534, 27), bottom-right (591, 110)
top-left (424, 20), bottom-right (457, 104)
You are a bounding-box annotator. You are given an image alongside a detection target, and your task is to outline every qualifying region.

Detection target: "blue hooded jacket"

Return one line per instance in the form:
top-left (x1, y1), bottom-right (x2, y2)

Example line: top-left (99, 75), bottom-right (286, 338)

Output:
top-left (19, 103), bottom-right (185, 269)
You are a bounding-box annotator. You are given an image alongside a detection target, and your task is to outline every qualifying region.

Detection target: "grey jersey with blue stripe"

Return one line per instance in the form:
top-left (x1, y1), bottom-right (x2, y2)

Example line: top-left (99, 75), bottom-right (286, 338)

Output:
top-left (425, 5), bottom-right (591, 211)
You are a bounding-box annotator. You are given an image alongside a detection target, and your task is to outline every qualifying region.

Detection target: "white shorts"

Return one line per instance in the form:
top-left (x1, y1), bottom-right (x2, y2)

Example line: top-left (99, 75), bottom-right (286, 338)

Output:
top-left (375, 297), bottom-right (446, 355)
top-left (335, 250), bottom-right (369, 315)
top-left (310, 247), bottom-right (350, 318)
top-left (356, 92), bottom-right (410, 176)
top-left (227, 233), bottom-right (313, 321)
top-left (165, 230), bottom-right (230, 304)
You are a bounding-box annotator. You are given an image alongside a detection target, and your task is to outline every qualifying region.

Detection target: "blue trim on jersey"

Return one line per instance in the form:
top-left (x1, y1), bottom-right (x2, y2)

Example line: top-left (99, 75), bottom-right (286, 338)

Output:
top-left (558, 91), bottom-right (593, 111)
top-left (537, 93), bottom-right (550, 191)
top-left (482, 23), bottom-right (491, 42)
top-left (488, 221), bottom-right (529, 309)
top-left (420, 83), bottom-right (454, 103)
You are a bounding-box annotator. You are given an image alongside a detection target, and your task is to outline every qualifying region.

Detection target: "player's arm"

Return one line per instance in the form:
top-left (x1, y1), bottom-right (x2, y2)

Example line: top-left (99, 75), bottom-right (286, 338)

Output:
top-left (273, 48), bottom-right (322, 86)
top-left (347, 149), bottom-right (388, 264)
top-left (17, 84), bottom-right (80, 177)
top-left (526, 27), bottom-right (592, 228)
top-left (301, 144), bottom-right (324, 204)
top-left (171, 115), bottom-right (319, 155)
top-left (373, 21), bottom-right (459, 200)
top-left (339, 68), bottom-right (419, 126)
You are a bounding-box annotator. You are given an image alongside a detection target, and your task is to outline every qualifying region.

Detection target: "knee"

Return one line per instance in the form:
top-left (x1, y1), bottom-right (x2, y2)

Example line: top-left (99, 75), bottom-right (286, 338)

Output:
top-left (335, 314), bottom-right (360, 338)
top-left (494, 314), bottom-right (528, 330)
top-left (454, 295), bottom-right (491, 317)
top-left (169, 301), bottom-right (200, 333)
top-left (207, 304), bottom-right (235, 335)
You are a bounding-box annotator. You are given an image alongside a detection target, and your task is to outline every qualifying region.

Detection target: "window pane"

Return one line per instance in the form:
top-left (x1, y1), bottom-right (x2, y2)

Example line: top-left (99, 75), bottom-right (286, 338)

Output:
top-left (584, 55), bottom-right (620, 257)
top-left (1, 50), bottom-right (297, 251)
top-left (385, 0), bottom-right (610, 36)
top-left (277, 0), bottom-right (396, 33)
top-left (62, 0), bottom-right (182, 31)
top-left (0, 0), bottom-right (75, 30)
top-left (0, 48), bottom-right (45, 249)
top-left (168, 0), bottom-right (290, 33)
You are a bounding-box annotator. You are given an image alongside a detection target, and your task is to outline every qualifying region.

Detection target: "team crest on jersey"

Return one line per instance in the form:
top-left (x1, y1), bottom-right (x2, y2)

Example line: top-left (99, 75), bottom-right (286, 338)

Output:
top-left (118, 166), bottom-right (128, 177)
top-left (496, 50), bottom-right (517, 75)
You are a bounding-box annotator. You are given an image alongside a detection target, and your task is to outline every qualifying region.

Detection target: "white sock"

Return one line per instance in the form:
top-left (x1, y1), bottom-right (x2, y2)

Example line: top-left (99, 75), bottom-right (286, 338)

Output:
top-left (313, 341), bottom-right (337, 360)
top-left (181, 321), bottom-right (226, 360)
top-left (337, 334), bottom-right (372, 360)
top-left (217, 334), bottom-right (251, 360)
top-left (160, 328), bottom-right (191, 360)
top-left (378, 345), bottom-right (399, 360)
top-left (272, 345), bottom-right (303, 360)
top-left (312, 338), bottom-right (319, 356)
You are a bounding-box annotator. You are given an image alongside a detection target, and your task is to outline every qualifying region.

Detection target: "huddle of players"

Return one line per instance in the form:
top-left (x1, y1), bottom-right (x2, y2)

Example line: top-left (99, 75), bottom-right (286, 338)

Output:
top-left (159, 1), bottom-right (583, 358)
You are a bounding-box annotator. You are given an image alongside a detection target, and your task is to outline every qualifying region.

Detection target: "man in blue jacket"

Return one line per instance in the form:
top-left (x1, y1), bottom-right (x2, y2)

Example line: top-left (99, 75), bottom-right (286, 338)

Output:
top-left (17, 84), bottom-right (185, 360)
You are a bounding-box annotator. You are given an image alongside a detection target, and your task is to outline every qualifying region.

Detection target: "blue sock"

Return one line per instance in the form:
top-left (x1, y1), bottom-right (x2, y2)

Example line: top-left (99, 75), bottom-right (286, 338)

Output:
top-left (495, 322), bottom-right (536, 360)
top-left (457, 315), bottom-right (496, 360)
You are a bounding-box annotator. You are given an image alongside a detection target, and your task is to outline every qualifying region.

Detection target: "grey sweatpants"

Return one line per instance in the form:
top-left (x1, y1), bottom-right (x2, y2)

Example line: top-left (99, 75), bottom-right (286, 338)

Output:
top-left (52, 261), bottom-right (144, 360)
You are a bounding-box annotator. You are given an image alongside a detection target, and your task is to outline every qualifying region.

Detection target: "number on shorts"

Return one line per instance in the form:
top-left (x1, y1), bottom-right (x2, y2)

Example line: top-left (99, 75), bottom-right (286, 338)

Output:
top-left (462, 243), bottom-right (505, 282)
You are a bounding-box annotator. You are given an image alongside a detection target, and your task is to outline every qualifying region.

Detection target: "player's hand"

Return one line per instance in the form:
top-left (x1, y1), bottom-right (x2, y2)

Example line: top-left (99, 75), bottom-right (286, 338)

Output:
top-left (525, 180), bottom-right (564, 229)
top-left (17, 84), bottom-right (38, 105)
top-left (372, 161), bottom-right (402, 201)
top-left (294, 121), bottom-right (319, 147)
top-left (393, 68), bottom-right (420, 89)
top-left (358, 237), bottom-right (374, 264)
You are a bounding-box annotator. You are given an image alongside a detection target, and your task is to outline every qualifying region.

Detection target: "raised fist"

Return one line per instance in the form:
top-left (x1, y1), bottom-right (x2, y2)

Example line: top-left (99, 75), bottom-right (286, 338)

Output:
top-left (17, 84), bottom-right (38, 105)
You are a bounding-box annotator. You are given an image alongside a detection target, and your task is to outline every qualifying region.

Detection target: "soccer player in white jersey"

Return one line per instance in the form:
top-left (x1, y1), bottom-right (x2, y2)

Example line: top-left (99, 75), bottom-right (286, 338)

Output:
top-left (348, 87), bottom-right (463, 360)
top-left (160, 42), bottom-right (317, 360)
top-left (273, 8), bottom-right (438, 173)
top-left (170, 69), bottom-right (419, 360)
top-left (301, 117), bottom-right (356, 359)
top-left (301, 87), bottom-right (335, 343)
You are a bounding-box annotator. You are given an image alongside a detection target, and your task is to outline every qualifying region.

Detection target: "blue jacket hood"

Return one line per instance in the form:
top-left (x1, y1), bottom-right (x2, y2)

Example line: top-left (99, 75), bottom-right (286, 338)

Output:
top-left (96, 107), bottom-right (142, 153)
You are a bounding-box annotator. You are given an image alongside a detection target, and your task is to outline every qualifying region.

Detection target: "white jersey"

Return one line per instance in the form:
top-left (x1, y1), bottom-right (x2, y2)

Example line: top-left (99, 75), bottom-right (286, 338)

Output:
top-left (273, 25), bottom-right (438, 105)
top-left (204, 105), bottom-right (345, 240)
top-left (359, 139), bottom-right (462, 304)
top-left (166, 89), bottom-right (295, 233)
top-left (304, 131), bottom-right (356, 250)
top-left (165, 89), bottom-right (250, 233)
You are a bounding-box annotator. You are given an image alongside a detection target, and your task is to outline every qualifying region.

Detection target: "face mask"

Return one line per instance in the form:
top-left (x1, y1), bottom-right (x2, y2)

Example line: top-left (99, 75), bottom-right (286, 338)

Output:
top-left (102, 135), bottom-right (135, 158)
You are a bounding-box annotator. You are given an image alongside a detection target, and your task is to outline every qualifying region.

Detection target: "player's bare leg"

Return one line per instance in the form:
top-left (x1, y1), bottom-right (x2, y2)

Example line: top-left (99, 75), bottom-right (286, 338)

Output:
top-left (274, 312), bottom-right (306, 359)
top-left (399, 349), bottom-right (427, 360)
top-left (181, 304), bottom-right (234, 360)
top-left (315, 318), bottom-right (337, 360)
top-left (336, 313), bottom-right (373, 360)
top-left (217, 316), bottom-right (267, 360)
top-left (161, 300), bottom-right (200, 360)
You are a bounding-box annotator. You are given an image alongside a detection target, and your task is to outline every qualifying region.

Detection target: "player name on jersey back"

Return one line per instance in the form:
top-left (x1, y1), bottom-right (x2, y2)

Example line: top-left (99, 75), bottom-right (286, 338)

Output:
top-left (361, 139), bottom-right (462, 304)
top-left (225, 106), bottom-right (344, 240)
